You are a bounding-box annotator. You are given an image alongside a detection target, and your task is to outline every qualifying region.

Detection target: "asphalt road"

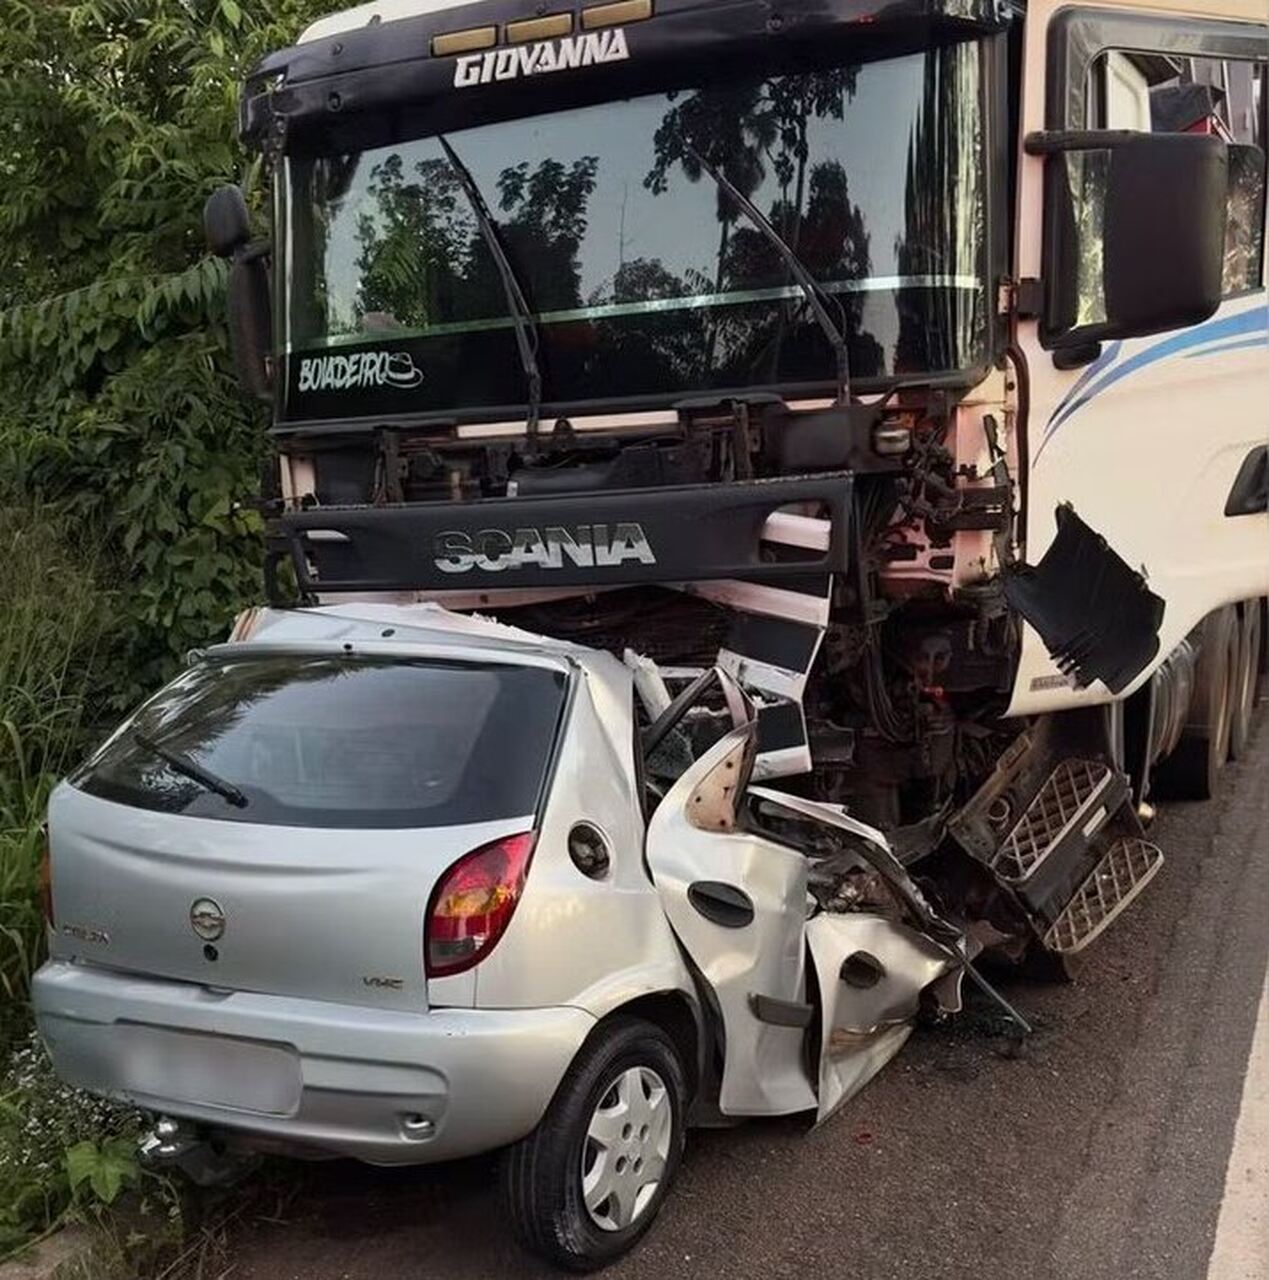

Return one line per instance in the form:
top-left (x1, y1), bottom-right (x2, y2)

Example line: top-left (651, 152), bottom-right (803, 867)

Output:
top-left (227, 716), bottom-right (1269, 1280)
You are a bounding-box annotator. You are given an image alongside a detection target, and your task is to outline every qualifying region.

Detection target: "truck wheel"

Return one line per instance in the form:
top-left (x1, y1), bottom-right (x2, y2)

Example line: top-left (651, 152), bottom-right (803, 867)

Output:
top-left (1229, 599), bottom-right (1263, 760)
top-left (503, 1017), bottom-right (687, 1272)
top-left (1154, 606), bottom-right (1238, 801)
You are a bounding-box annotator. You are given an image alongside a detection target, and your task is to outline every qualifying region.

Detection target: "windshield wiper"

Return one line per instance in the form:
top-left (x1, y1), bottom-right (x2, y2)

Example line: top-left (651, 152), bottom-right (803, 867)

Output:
top-left (688, 146), bottom-right (852, 405)
top-left (438, 135), bottom-right (543, 444)
top-left (132, 731), bottom-right (249, 809)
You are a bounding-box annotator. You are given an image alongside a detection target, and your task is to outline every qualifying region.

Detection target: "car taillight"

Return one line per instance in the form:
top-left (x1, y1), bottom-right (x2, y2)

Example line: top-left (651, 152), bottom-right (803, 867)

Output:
top-left (38, 824), bottom-right (54, 926)
top-left (425, 832), bottom-right (535, 978)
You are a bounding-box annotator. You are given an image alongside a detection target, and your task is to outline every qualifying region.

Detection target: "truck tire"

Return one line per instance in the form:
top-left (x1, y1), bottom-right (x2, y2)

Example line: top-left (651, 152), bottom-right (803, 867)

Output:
top-left (1154, 606), bottom-right (1238, 801)
top-left (1229, 598), bottom-right (1263, 760)
top-left (503, 1017), bottom-right (687, 1272)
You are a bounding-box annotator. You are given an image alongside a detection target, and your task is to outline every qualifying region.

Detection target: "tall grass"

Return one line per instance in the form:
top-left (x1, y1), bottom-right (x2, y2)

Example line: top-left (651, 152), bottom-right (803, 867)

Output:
top-left (0, 503), bottom-right (106, 1017)
top-left (0, 508), bottom-right (177, 1264)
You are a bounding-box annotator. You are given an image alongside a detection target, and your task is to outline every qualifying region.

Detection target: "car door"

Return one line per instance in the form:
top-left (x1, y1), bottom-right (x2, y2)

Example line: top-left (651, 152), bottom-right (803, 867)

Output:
top-left (645, 726), bottom-right (817, 1117)
top-left (645, 719), bottom-right (963, 1120)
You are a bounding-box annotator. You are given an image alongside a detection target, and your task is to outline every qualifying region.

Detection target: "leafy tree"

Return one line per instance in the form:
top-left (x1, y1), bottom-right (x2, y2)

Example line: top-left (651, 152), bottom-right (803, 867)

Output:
top-left (722, 159), bottom-right (883, 382)
top-left (0, 0), bottom-right (329, 707)
top-left (645, 84), bottom-right (775, 290)
top-left (645, 68), bottom-right (877, 384)
top-left (586, 257), bottom-right (710, 389)
top-left (490, 155), bottom-right (600, 313)
top-left (893, 44), bottom-right (985, 373)
top-left (645, 84), bottom-right (775, 369)
top-left (354, 154), bottom-right (473, 333)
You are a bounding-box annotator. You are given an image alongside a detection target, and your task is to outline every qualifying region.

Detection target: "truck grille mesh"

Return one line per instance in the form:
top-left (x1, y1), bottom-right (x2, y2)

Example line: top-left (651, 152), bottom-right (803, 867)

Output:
top-left (1044, 837), bottom-right (1164, 954)
top-left (991, 759), bottom-right (1111, 883)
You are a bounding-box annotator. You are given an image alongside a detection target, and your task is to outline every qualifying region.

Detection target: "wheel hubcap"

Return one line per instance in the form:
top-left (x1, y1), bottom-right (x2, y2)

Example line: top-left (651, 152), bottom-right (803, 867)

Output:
top-left (581, 1065), bottom-right (672, 1232)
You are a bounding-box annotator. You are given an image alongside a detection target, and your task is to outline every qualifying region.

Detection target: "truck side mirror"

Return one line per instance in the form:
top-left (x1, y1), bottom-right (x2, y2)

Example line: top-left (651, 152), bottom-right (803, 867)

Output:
top-left (227, 249), bottom-right (273, 402)
top-left (204, 185), bottom-right (251, 259)
top-left (1027, 130), bottom-right (1227, 349)
top-left (204, 185), bottom-right (273, 402)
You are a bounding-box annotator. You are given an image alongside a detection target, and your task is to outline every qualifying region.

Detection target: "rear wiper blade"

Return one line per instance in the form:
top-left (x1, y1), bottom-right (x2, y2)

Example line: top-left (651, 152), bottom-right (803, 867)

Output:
top-left (689, 146), bottom-right (852, 405)
top-left (132, 731), bottom-right (248, 809)
top-left (438, 134), bottom-right (543, 444)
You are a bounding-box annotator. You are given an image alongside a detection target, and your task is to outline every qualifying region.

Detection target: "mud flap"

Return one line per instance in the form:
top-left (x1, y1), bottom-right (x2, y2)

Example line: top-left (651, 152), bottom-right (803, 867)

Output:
top-left (1003, 504), bottom-right (1164, 693)
top-left (806, 913), bottom-right (956, 1125)
top-left (646, 729), bottom-right (817, 1116)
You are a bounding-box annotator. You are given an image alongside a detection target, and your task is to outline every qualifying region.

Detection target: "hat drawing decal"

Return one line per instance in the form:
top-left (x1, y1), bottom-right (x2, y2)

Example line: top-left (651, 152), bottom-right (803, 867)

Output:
top-left (384, 352), bottom-right (424, 388)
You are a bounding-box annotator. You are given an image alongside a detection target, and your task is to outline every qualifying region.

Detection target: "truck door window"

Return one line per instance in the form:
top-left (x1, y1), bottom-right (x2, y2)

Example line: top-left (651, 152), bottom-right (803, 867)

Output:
top-left (1085, 53), bottom-right (1266, 295)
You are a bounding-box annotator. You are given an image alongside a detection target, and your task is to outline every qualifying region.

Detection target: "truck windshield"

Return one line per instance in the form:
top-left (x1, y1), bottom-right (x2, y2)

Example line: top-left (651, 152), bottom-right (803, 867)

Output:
top-left (73, 656), bottom-right (568, 829)
top-left (283, 39), bottom-right (986, 419)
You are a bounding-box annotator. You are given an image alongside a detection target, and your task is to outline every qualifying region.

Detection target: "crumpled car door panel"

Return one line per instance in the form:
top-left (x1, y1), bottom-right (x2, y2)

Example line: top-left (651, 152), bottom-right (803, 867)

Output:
top-left (646, 729), bottom-right (816, 1117)
top-left (806, 912), bottom-right (956, 1124)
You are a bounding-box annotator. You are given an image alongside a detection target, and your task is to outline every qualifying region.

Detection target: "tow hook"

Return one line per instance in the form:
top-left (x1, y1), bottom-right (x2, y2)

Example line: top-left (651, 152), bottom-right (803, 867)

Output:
top-left (138, 1116), bottom-right (259, 1187)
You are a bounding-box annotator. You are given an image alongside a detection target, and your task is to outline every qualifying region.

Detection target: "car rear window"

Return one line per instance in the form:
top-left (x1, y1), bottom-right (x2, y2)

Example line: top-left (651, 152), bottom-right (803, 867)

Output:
top-left (73, 654), bottom-right (568, 829)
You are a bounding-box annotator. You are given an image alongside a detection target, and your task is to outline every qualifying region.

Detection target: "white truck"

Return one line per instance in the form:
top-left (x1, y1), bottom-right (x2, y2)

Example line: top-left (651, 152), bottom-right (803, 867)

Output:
top-left (210, 0), bottom-right (1266, 959)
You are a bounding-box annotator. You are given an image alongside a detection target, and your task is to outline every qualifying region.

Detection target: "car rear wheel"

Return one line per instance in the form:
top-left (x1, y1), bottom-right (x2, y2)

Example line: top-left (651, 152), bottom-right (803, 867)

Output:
top-left (503, 1016), bottom-right (687, 1272)
top-left (1229, 599), bottom-right (1263, 760)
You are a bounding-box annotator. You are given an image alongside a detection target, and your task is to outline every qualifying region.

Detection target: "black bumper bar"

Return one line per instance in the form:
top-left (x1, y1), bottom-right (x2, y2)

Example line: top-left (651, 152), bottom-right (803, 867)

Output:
top-left (269, 473), bottom-right (851, 595)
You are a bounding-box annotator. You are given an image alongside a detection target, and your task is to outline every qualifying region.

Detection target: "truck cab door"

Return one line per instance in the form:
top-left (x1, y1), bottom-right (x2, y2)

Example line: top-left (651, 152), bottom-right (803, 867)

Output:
top-left (1010, 5), bottom-right (1269, 715)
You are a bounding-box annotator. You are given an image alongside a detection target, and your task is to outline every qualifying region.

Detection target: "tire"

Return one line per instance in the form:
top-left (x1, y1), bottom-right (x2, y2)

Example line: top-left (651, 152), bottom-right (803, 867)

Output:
top-left (1229, 599), bottom-right (1264, 760)
top-left (1154, 606), bottom-right (1238, 801)
top-left (503, 1017), bottom-right (688, 1272)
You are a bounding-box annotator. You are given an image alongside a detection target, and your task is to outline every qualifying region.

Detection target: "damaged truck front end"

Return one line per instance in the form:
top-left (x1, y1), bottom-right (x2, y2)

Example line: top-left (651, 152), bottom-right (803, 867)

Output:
top-left (212, 0), bottom-right (1194, 1073)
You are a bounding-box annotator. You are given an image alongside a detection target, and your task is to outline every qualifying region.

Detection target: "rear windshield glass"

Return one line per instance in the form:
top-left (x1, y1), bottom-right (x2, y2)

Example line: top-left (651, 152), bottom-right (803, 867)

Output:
top-left (73, 655), bottom-right (568, 829)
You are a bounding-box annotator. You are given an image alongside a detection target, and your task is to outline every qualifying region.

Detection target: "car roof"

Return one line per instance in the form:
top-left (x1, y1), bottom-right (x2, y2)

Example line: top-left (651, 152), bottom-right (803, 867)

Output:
top-left (233, 602), bottom-right (610, 670)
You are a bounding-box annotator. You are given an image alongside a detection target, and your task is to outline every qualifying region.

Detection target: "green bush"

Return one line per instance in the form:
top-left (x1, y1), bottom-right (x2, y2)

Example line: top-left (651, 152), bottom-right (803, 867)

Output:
top-left (0, 1029), bottom-right (161, 1261)
top-left (0, 504), bottom-right (108, 1014)
top-left (0, 5), bottom-right (330, 1259)
top-left (0, 0), bottom-right (329, 706)
top-left (0, 0), bottom-right (331, 1004)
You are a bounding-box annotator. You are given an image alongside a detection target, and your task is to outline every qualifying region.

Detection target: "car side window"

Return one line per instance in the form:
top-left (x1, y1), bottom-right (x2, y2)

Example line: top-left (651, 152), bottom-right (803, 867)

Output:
top-left (1086, 52), bottom-right (1267, 295)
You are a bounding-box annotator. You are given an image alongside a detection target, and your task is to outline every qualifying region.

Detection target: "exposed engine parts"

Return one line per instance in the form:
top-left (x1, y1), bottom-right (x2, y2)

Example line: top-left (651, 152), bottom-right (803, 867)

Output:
top-left (266, 359), bottom-right (1186, 982)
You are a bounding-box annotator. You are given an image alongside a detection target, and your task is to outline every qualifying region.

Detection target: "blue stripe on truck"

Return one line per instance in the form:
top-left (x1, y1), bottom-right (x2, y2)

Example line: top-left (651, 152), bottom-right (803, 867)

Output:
top-left (1037, 304), bottom-right (1269, 462)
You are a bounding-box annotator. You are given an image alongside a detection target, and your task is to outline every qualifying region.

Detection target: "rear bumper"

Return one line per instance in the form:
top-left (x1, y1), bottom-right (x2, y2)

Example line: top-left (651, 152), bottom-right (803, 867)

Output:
top-left (33, 960), bottom-right (594, 1165)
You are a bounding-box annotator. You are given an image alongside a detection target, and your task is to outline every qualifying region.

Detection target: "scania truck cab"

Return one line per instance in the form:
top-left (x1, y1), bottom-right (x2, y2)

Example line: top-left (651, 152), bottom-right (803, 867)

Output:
top-left (217, 0), bottom-right (1266, 895)
top-left (34, 0), bottom-right (1268, 1267)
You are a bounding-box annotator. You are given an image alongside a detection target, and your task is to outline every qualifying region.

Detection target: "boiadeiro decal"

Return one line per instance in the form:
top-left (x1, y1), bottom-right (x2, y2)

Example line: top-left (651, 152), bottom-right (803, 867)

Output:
top-left (297, 350), bottom-right (423, 392)
top-left (453, 29), bottom-right (629, 88)
top-left (434, 523), bottom-right (656, 573)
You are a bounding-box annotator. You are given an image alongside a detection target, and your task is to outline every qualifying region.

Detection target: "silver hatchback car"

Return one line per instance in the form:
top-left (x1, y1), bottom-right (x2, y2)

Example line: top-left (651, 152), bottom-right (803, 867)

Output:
top-left (34, 603), bottom-right (968, 1269)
